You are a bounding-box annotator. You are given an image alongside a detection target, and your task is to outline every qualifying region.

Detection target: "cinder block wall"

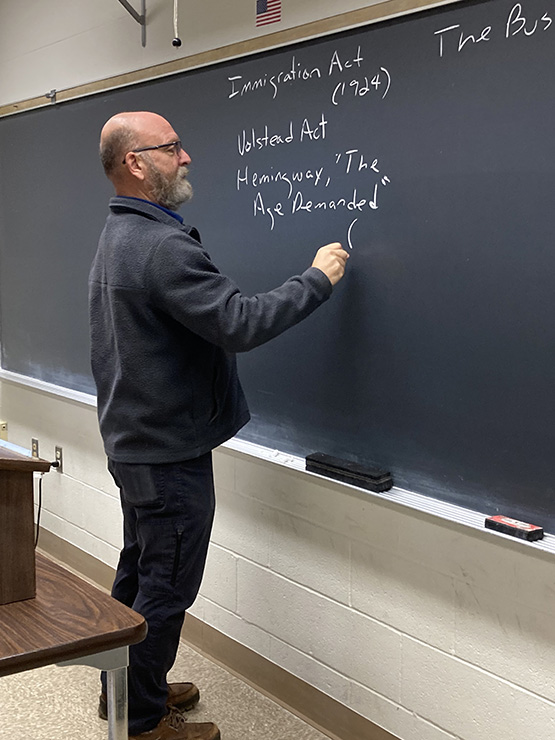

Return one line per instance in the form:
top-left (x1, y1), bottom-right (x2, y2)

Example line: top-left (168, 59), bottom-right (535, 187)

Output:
top-left (1, 380), bottom-right (555, 740)
top-left (2, 1), bottom-right (555, 738)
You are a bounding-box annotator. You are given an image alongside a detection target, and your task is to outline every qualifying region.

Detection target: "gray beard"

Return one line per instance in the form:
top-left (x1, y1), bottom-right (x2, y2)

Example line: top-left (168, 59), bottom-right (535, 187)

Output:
top-left (146, 160), bottom-right (193, 211)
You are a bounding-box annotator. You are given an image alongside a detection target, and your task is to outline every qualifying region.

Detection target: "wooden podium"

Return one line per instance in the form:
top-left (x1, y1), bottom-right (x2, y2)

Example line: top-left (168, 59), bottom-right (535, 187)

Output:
top-left (0, 447), bottom-right (51, 605)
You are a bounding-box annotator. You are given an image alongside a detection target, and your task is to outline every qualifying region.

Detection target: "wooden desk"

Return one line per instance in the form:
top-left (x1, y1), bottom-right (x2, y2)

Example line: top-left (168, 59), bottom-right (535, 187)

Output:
top-left (0, 553), bottom-right (147, 739)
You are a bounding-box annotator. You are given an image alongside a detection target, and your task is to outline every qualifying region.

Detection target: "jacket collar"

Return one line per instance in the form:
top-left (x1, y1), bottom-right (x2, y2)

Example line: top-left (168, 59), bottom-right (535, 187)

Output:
top-left (109, 196), bottom-right (201, 242)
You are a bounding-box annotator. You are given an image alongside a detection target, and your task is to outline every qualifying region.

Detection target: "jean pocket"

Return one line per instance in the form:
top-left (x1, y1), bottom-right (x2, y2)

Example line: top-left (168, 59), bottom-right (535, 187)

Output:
top-left (109, 461), bottom-right (164, 508)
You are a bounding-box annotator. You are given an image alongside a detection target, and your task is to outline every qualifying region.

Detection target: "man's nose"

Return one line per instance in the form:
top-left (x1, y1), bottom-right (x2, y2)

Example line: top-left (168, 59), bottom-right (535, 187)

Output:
top-left (178, 147), bottom-right (191, 165)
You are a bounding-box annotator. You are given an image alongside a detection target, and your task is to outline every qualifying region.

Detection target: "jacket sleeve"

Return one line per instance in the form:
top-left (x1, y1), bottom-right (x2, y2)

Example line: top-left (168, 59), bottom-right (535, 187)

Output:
top-left (146, 230), bottom-right (333, 353)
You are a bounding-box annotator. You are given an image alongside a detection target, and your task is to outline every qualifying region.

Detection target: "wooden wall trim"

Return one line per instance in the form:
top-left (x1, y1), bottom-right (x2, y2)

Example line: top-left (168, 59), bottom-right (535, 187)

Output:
top-left (0, 0), bottom-right (458, 118)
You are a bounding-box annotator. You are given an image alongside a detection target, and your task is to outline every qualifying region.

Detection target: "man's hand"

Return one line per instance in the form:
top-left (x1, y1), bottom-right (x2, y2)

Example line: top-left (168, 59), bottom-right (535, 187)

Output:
top-left (311, 242), bottom-right (350, 286)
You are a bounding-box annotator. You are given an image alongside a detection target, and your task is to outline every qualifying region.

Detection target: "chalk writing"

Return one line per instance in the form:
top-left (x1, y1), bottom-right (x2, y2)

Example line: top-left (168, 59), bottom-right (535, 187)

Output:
top-left (347, 218), bottom-right (358, 250)
top-left (240, 144), bottom-right (392, 239)
top-left (506, 3), bottom-right (552, 37)
top-left (227, 45), bottom-right (393, 247)
top-left (227, 46), bottom-right (391, 106)
top-left (237, 114), bottom-right (328, 156)
top-left (328, 47), bottom-right (364, 75)
top-left (290, 185), bottom-right (385, 215)
top-left (434, 22), bottom-right (492, 56)
top-left (335, 149), bottom-right (381, 175)
top-left (228, 57), bottom-right (321, 100)
top-left (332, 68), bottom-right (391, 105)
top-left (237, 166), bottom-right (326, 199)
top-left (434, 3), bottom-right (553, 57)
top-left (250, 180), bottom-right (391, 234)
top-left (253, 193), bottom-right (285, 230)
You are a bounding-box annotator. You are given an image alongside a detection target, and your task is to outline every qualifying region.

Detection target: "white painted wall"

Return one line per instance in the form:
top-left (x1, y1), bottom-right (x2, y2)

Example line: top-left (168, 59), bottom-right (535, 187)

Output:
top-left (2, 2), bottom-right (555, 740)
top-left (0, 0), bottom-right (383, 107)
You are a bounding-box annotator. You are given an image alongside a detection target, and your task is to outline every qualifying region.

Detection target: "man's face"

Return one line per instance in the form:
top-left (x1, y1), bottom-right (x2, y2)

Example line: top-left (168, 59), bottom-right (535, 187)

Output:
top-left (143, 152), bottom-right (193, 211)
top-left (138, 117), bottom-right (193, 210)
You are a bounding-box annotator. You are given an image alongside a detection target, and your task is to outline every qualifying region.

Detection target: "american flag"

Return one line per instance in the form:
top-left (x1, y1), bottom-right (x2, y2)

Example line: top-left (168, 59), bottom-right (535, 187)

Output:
top-left (256, 0), bottom-right (281, 27)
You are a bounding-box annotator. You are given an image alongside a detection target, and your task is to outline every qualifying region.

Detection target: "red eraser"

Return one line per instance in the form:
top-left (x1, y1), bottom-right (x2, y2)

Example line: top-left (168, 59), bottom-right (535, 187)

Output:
top-left (485, 515), bottom-right (544, 541)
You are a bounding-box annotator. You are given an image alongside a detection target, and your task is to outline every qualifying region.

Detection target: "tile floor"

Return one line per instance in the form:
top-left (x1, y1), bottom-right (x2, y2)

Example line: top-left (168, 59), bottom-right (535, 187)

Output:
top-left (0, 639), bottom-right (331, 740)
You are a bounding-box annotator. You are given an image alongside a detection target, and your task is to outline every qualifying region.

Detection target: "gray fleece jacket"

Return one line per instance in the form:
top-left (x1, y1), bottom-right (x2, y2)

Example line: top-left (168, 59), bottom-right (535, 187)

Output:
top-left (89, 197), bottom-right (332, 463)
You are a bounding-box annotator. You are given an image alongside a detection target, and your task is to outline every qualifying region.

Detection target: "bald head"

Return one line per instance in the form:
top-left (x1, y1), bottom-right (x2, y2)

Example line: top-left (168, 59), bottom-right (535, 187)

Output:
top-left (99, 111), bottom-right (193, 210)
top-left (99, 111), bottom-right (169, 177)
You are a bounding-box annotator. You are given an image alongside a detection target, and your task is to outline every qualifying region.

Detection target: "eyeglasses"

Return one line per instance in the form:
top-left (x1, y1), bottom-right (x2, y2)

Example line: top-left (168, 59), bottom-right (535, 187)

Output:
top-left (122, 140), bottom-right (182, 164)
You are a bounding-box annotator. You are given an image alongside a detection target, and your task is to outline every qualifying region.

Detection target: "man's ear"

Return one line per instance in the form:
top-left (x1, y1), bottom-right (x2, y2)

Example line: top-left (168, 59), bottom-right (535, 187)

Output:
top-left (124, 153), bottom-right (146, 181)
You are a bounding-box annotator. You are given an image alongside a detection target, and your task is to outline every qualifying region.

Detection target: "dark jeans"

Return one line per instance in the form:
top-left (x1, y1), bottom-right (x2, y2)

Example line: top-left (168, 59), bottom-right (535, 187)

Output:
top-left (101, 453), bottom-right (215, 735)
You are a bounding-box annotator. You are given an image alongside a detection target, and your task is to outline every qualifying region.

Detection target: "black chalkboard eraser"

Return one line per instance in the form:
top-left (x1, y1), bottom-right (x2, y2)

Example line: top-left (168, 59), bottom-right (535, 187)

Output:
top-left (305, 452), bottom-right (393, 492)
top-left (485, 515), bottom-right (544, 541)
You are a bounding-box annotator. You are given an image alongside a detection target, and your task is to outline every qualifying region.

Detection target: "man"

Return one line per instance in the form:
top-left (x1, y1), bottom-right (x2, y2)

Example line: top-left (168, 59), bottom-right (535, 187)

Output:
top-left (89, 111), bottom-right (349, 740)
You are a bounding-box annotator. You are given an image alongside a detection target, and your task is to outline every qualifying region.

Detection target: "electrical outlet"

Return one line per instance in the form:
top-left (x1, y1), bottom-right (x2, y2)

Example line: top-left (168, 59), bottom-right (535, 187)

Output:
top-left (31, 438), bottom-right (39, 458)
top-left (0, 421), bottom-right (7, 441)
top-left (55, 446), bottom-right (63, 473)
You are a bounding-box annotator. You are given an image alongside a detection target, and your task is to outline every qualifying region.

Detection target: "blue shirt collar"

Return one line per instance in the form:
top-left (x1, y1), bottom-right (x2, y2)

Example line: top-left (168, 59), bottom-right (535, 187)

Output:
top-left (121, 196), bottom-right (184, 224)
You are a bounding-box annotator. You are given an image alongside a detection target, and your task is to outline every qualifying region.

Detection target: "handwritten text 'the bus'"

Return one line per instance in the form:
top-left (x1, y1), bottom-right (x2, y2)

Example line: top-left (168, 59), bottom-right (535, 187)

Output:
top-left (434, 2), bottom-right (552, 57)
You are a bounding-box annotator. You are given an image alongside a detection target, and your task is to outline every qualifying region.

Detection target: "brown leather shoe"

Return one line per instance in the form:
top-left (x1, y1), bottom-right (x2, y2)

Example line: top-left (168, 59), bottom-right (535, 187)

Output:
top-left (98, 682), bottom-right (200, 720)
top-left (129, 707), bottom-right (220, 740)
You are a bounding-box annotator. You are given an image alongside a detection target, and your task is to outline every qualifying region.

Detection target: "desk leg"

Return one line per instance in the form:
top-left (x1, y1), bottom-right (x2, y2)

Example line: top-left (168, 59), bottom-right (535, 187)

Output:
top-left (107, 665), bottom-right (128, 740)
top-left (57, 646), bottom-right (130, 740)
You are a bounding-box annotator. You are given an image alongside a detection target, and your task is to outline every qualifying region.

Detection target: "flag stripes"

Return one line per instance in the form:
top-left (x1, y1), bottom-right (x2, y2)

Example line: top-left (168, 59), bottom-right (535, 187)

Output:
top-left (256, 0), bottom-right (281, 27)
